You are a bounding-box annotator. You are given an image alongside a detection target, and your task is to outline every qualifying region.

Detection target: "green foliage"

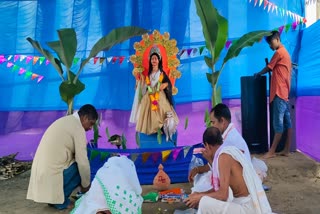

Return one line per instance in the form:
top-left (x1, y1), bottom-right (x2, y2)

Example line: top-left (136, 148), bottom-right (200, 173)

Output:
top-left (184, 117), bottom-right (189, 130)
top-left (121, 133), bottom-right (127, 150)
top-left (27, 27), bottom-right (148, 114)
top-left (194, 0), bottom-right (270, 107)
top-left (223, 30), bottom-right (272, 64)
top-left (135, 132), bottom-right (140, 147)
top-left (204, 109), bottom-right (211, 128)
top-left (157, 128), bottom-right (162, 144)
top-left (105, 127), bottom-right (110, 139)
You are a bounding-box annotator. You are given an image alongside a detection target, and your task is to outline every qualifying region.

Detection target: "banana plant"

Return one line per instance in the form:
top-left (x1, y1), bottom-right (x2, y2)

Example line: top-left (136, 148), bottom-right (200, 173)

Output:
top-left (27, 27), bottom-right (148, 114)
top-left (195, 0), bottom-right (272, 107)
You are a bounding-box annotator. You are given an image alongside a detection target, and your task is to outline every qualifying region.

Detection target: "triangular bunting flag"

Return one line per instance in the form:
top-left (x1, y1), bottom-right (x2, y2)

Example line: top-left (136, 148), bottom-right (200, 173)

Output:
top-left (119, 56), bottom-right (125, 64)
top-left (259, 0), bottom-right (263, 6)
top-left (20, 55), bottom-right (26, 62)
top-left (263, 0), bottom-right (268, 9)
top-left (107, 57), bottom-right (112, 63)
top-left (178, 49), bottom-right (185, 57)
top-left (26, 56), bottom-right (32, 64)
top-left (37, 75), bottom-right (44, 83)
top-left (292, 22), bottom-right (298, 30)
top-left (254, 0), bottom-right (258, 6)
top-left (172, 148), bottom-right (182, 161)
top-left (39, 57), bottom-right (45, 65)
top-left (183, 146), bottom-right (191, 158)
top-left (187, 48), bottom-right (193, 56)
top-left (142, 152), bottom-right (151, 163)
top-left (192, 48), bottom-right (198, 55)
top-left (18, 68), bottom-right (26, 75)
top-left (112, 56), bottom-right (118, 64)
top-left (12, 65), bottom-right (19, 71)
top-left (89, 150), bottom-right (100, 161)
top-left (99, 57), bottom-right (106, 64)
top-left (31, 73), bottom-right (39, 80)
top-left (73, 58), bottom-right (80, 64)
top-left (279, 25), bottom-right (284, 34)
top-left (199, 46), bottom-right (205, 55)
top-left (7, 62), bottom-right (14, 68)
top-left (272, 4), bottom-right (275, 13)
top-left (14, 55), bottom-right (20, 62)
top-left (267, 3), bottom-right (271, 12)
top-left (100, 151), bottom-right (110, 162)
top-left (93, 57), bottom-right (99, 64)
top-left (225, 40), bottom-right (232, 49)
top-left (45, 59), bottom-right (50, 65)
top-left (162, 150), bottom-right (171, 163)
top-left (130, 153), bottom-right (139, 162)
top-left (33, 56), bottom-right (39, 65)
top-left (151, 152), bottom-right (161, 163)
top-left (0, 55), bottom-right (6, 64)
top-left (24, 71), bottom-right (32, 79)
top-left (7, 55), bottom-right (13, 61)
top-left (285, 24), bottom-right (291, 33)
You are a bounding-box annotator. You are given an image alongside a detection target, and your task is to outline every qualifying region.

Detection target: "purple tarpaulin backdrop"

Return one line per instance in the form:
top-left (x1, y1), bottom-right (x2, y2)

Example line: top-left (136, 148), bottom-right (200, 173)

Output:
top-left (296, 96), bottom-right (320, 162)
top-left (0, 100), bottom-right (243, 161)
top-left (2, 97), bottom-right (319, 162)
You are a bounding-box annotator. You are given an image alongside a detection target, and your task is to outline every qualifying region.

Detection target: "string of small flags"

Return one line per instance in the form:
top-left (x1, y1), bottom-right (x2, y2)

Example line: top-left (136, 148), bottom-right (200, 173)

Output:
top-left (0, 55), bottom-right (44, 83)
top-left (89, 146), bottom-right (192, 163)
top-left (248, 0), bottom-right (307, 24)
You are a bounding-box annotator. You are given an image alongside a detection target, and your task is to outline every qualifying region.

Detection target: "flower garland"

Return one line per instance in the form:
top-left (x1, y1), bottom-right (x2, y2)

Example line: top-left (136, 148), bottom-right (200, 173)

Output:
top-left (145, 72), bottom-right (164, 111)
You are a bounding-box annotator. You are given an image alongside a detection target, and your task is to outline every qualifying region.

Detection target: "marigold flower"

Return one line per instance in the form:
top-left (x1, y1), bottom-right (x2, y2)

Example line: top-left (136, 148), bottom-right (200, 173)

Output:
top-left (145, 76), bottom-right (151, 85)
top-left (159, 73), bottom-right (164, 82)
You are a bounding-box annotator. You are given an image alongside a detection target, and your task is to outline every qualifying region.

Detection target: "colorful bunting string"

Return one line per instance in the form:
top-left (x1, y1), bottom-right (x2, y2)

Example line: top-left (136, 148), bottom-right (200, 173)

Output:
top-left (0, 56), bottom-right (44, 83)
top-left (248, 0), bottom-right (307, 23)
top-left (0, 18), bottom-right (304, 79)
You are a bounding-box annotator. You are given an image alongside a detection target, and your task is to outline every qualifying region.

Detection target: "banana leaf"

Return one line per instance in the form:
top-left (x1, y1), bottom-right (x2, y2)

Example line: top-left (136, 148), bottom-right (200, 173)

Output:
top-left (194, 0), bottom-right (219, 59)
top-left (135, 132), bottom-right (140, 147)
top-left (46, 28), bottom-right (77, 80)
top-left (212, 85), bottom-right (222, 107)
top-left (59, 71), bottom-right (85, 106)
top-left (223, 30), bottom-right (272, 64)
top-left (57, 28), bottom-right (77, 70)
top-left (157, 128), bottom-right (162, 144)
top-left (214, 11), bottom-right (228, 64)
top-left (204, 109), bottom-right (209, 123)
top-left (184, 117), bottom-right (189, 130)
top-left (206, 71), bottom-right (220, 86)
top-left (76, 26), bottom-right (149, 82)
top-left (26, 37), bottom-right (64, 78)
top-left (105, 127), bottom-right (110, 139)
top-left (121, 133), bottom-right (127, 149)
top-left (204, 56), bottom-right (213, 69)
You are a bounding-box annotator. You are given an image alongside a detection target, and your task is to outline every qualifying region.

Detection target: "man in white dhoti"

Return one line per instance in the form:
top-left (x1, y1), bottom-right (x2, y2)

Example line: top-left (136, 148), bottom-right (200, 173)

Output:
top-left (189, 103), bottom-right (268, 193)
top-left (188, 103), bottom-right (251, 192)
top-left (184, 127), bottom-right (272, 214)
top-left (71, 156), bottom-right (143, 214)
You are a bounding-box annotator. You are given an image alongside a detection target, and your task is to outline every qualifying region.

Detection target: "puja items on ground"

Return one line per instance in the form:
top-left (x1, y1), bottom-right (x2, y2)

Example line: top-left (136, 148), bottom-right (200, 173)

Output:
top-left (159, 188), bottom-right (188, 203)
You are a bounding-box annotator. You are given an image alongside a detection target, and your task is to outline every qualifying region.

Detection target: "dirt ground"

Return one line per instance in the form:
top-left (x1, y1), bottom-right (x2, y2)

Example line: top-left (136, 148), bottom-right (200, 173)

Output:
top-left (0, 152), bottom-right (320, 214)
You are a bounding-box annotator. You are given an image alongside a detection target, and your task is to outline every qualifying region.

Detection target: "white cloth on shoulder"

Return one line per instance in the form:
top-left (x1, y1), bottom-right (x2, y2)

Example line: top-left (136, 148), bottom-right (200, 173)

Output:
top-left (71, 156), bottom-right (143, 214)
top-left (210, 146), bottom-right (272, 214)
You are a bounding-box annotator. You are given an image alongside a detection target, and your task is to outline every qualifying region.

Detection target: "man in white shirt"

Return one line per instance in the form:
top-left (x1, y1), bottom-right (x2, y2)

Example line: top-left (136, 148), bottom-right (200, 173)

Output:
top-left (189, 103), bottom-right (251, 182)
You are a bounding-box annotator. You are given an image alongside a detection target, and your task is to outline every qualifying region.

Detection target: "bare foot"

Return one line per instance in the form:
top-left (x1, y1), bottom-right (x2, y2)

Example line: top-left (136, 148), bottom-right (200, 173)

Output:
top-left (67, 201), bottom-right (75, 209)
top-left (277, 151), bottom-right (289, 157)
top-left (262, 152), bottom-right (276, 159)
